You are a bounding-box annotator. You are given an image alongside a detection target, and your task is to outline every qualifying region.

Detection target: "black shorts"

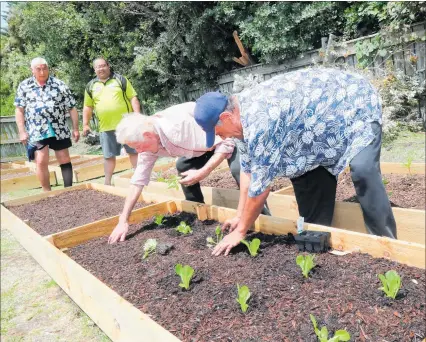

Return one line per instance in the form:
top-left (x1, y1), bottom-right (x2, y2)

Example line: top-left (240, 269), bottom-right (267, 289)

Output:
top-left (27, 137), bottom-right (72, 161)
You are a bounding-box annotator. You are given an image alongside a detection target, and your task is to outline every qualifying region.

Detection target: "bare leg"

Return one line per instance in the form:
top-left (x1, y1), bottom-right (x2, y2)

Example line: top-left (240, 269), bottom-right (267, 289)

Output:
top-left (34, 146), bottom-right (51, 192)
top-left (128, 153), bottom-right (138, 169)
top-left (104, 157), bottom-right (116, 185)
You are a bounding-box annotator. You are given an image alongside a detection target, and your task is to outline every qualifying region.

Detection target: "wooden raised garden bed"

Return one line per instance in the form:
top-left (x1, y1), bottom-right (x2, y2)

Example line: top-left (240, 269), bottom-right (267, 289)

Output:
top-left (1, 161), bottom-right (57, 192)
top-left (112, 176), bottom-right (425, 246)
top-left (26, 154), bottom-right (133, 183)
top-left (2, 188), bottom-right (424, 341)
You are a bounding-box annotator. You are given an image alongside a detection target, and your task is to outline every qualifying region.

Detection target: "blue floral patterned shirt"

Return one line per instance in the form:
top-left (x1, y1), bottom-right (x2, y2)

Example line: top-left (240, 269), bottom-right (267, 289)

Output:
top-left (14, 76), bottom-right (76, 142)
top-left (236, 68), bottom-right (382, 197)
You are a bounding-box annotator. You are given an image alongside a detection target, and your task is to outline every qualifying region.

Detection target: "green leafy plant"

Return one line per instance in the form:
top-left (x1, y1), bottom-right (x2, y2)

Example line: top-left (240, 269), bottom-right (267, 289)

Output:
top-left (154, 214), bottom-right (165, 226)
top-left (175, 264), bottom-right (194, 290)
top-left (310, 314), bottom-right (351, 342)
top-left (382, 178), bottom-right (393, 197)
top-left (240, 238), bottom-right (261, 257)
top-left (378, 270), bottom-right (401, 299)
top-left (296, 254), bottom-right (316, 278)
top-left (142, 239), bottom-right (157, 260)
top-left (176, 221), bottom-right (193, 235)
top-left (236, 284), bottom-right (251, 313)
top-left (402, 154), bottom-right (414, 175)
top-left (206, 225), bottom-right (223, 248)
top-left (157, 174), bottom-right (181, 190)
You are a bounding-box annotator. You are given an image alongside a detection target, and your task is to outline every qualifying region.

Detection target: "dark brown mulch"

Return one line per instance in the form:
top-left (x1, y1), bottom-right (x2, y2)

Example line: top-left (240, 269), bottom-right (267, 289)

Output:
top-left (152, 167), bottom-right (292, 192)
top-left (6, 189), bottom-right (148, 236)
top-left (1, 171), bottom-right (35, 180)
top-left (68, 212), bottom-right (425, 342)
top-left (337, 172), bottom-right (425, 210)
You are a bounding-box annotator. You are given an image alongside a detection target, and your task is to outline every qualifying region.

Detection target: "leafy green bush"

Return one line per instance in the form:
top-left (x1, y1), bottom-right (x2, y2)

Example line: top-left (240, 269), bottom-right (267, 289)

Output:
top-left (142, 239), bottom-right (157, 260)
top-left (310, 314), bottom-right (351, 342)
top-left (175, 221), bottom-right (192, 235)
top-left (378, 270), bottom-right (401, 299)
top-left (296, 254), bottom-right (315, 278)
top-left (206, 225), bottom-right (223, 248)
top-left (236, 284), bottom-right (251, 313)
top-left (241, 238), bottom-right (261, 257)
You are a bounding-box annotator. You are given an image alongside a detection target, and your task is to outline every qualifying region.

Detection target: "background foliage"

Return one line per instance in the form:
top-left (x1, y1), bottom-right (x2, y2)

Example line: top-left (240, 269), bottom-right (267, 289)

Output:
top-left (1, 1), bottom-right (425, 116)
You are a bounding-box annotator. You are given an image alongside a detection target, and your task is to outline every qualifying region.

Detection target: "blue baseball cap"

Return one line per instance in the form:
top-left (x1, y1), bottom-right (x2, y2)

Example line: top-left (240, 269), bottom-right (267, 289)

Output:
top-left (194, 91), bottom-right (228, 148)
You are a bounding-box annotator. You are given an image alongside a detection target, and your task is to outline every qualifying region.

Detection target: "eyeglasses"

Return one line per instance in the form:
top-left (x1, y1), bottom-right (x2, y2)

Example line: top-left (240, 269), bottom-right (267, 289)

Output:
top-left (94, 64), bottom-right (109, 70)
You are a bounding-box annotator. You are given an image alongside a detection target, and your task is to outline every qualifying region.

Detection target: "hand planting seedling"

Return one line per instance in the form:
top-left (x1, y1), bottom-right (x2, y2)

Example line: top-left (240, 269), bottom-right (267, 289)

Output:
top-left (310, 314), bottom-right (351, 342)
top-left (157, 174), bottom-right (181, 190)
top-left (241, 238), bottom-right (261, 257)
top-left (236, 284), bottom-right (251, 313)
top-left (175, 264), bottom-right (194, 290)
top-left (378, 270), bottom-right (401, 299)
top-left (296, 254), bottom-right (315, 278)
top-left (142, 238), bottom-right (157, 260)
top-left (154, 214), bottom-right (165, 226)
top-left (176, 221), bottom-right (192, 235)
top-left (206, 225), bottom-right (223, 248)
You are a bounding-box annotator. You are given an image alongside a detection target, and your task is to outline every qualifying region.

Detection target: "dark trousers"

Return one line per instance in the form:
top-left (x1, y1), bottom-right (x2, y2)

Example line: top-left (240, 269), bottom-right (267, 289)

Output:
top-left (291, 122), bottom-right (397, 239)
top-left (176, 148), bottom-right (271, 215)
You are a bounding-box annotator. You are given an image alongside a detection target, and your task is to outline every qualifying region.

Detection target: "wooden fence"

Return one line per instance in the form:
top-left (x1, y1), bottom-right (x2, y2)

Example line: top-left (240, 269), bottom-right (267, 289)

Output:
top-left (185, 21), bottom-right (426, 112)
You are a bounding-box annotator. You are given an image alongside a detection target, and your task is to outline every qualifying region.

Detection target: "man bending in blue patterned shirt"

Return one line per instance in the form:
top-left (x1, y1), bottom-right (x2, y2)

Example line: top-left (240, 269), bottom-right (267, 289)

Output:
top-left (194, 68), bottom-right (397, 256)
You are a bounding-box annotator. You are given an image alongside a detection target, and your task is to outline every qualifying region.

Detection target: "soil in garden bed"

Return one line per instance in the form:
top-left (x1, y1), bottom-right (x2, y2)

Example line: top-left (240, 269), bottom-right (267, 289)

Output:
top-left (0, 171), bottom-right (35, 180)
top-left (337, 172), bottom-right (425, 210)
top-left (152, 167), bottom-right (292, 192)
top-left (6, 189), bottom-right (148, 236)
top-left (68, 212), bottom-right (425, 342)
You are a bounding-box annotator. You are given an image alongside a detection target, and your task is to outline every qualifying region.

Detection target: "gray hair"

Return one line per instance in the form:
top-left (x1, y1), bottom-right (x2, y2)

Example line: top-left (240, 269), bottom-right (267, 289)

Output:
top-left (31, 57), bottom-right (48, 68)
top-left (224, 96), bottom-right (237, 112)
top-left (115, 113), bottom-right (156, 144)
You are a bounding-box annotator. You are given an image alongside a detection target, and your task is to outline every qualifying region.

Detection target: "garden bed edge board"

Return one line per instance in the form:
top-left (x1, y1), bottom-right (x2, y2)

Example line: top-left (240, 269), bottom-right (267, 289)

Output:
top-left (1, 170), bottom-right (57, 192)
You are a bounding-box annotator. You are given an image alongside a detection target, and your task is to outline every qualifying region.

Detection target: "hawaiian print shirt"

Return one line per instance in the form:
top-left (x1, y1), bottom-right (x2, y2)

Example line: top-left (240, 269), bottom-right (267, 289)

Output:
top-left (236, 68), bottom-right (382, 197)
top-left (14, 76), bottom-right (76, 142)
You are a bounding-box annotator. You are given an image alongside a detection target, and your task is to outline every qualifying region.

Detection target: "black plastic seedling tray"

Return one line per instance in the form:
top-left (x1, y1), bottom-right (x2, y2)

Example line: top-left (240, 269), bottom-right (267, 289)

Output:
top-left (294, 230), bottom-right (331, 253)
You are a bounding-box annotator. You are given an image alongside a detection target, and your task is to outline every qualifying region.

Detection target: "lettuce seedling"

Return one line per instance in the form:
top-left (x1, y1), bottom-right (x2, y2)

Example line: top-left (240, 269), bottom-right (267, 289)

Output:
top-left (176, 221), bottom-right (192, 235)
top-left (175, 264), bottom-right (194, 290)
top-left (157, 174), bottom-right (181, 190)
top-left (206, 225), bottom-right (223, 248)
top-left (378, 270), bottom-right (401, 299)
top-left (142, 239), bottom-right (157, 260)
top-left (310, 314), bottom-right (351, 342)
top-left (241, 238), bottom-right (261, 257)
top-left (296, 254), bottom-right (315, 278)
top-left (154, 214), bottom-right (165, 226)
top-left (236, 284), bottom-right (251, 313)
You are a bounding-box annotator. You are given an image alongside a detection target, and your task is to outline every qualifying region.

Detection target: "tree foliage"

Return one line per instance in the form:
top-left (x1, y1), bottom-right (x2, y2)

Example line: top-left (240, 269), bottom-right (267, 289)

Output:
top-left (1, 1), bottom-right (424, 116)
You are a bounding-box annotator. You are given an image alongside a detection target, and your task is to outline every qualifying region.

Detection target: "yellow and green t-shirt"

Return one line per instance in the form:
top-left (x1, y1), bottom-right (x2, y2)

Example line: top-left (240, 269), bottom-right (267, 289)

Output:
top-left (84, 75), bottom-right (137, 132)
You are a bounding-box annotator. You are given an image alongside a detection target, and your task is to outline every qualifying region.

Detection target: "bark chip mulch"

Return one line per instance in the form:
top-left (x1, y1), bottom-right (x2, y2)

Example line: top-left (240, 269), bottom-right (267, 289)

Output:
top-left (6, 189), bottom-right (148, 236)
top-left (337, 172), bottom-right (425, 210)
top-left (68, 212), bottom-right (425, 342)
top-left (152, 167), bottom-right (292, 192)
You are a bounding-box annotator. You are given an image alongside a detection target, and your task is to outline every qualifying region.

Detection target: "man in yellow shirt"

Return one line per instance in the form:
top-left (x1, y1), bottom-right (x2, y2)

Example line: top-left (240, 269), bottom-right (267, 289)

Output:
top-left (83, 57), bottom-right (142, 185)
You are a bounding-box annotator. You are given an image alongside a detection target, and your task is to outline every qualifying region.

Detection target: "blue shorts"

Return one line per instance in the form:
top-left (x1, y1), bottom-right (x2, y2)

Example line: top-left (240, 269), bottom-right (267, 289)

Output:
top-left (100, 130), bottom-right (137, 158)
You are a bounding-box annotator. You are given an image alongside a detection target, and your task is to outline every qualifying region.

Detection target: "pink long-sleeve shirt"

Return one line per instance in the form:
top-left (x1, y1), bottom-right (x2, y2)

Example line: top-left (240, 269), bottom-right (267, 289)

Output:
top-left (130, 102), bottom-right (235, 187)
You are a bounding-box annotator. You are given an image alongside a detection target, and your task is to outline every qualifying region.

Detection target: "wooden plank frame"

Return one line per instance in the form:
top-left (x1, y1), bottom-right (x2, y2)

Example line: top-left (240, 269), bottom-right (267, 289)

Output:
top-left (26, 155), bottom-right (133, 183)
top-left (2, 191), bottom-right (424, 341)
top-left (110, 178), bottom-right (426, 245)
top-left (1, 170), bottom-right (57, 192)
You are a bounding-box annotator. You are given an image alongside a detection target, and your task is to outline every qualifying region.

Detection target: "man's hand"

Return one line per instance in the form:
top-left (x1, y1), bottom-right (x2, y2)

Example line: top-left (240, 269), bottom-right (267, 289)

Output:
top-left (108, 221), bottom-right (129, 244)
top-left (82, 125), bottom-right (91, 137)
top-left (19, 131), bottom-right (29, 145)
top-left (212, 230), bottom-right (246, 256)
top-left (72, 129), bottom-right (80, 143)
top-left (221, 216), bottom-right (241, 233)
top-left (179, 169), bottom-right (207, 186)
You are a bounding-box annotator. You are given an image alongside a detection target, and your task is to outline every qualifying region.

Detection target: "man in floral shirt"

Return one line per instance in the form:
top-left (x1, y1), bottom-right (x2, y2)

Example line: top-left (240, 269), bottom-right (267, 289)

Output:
top-left (15, 57), bottom-right (79, 191)
top-left (194, 68), bottom-right (397, 256)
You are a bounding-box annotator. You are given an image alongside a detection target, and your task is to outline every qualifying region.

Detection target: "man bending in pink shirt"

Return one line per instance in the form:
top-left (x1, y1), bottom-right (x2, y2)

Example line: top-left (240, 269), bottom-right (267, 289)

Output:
top-left (108, 102), bottom-right (270, 244)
